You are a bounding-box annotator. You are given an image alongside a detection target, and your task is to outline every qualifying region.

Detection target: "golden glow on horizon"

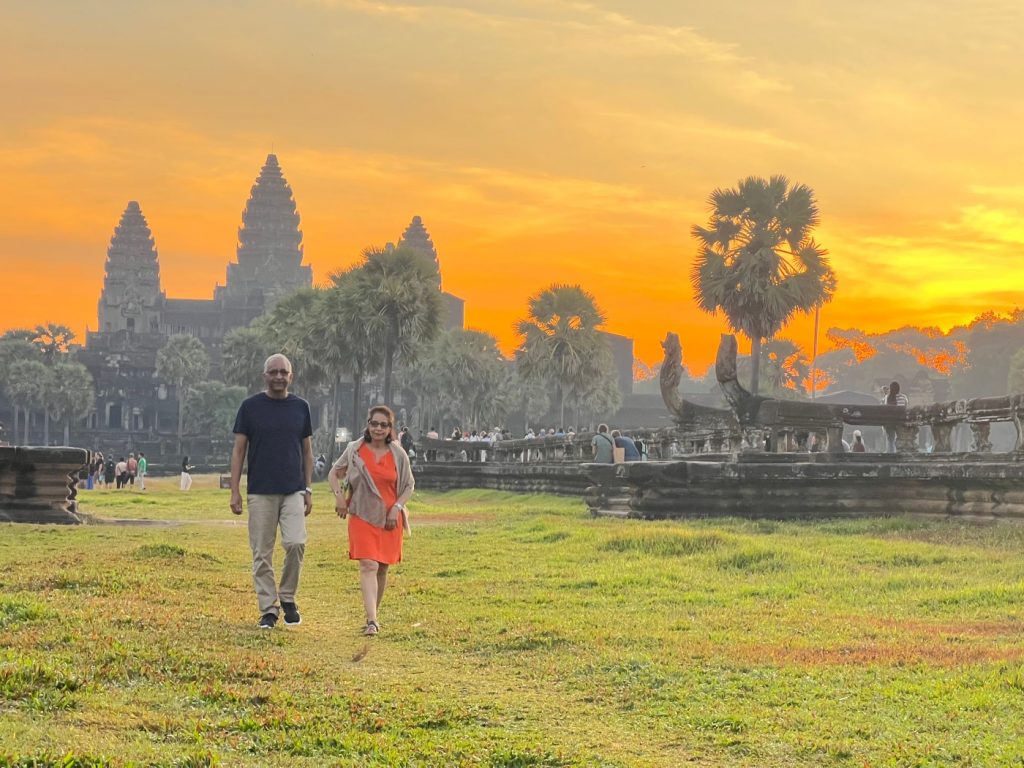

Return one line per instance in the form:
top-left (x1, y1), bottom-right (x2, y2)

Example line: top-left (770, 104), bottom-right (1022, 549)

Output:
top-left (2, 2), bottom-right (1024, 373)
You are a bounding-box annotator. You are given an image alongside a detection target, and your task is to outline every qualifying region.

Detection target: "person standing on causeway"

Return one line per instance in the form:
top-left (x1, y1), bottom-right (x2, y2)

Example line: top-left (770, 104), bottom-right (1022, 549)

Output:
top-left (230, 353), bottom-right (314, 629)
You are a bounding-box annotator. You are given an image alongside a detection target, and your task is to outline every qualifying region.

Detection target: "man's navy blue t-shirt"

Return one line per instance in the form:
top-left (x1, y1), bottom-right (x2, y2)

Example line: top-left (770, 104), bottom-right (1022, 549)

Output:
top-left (232, 393), bottom-right (313, 495)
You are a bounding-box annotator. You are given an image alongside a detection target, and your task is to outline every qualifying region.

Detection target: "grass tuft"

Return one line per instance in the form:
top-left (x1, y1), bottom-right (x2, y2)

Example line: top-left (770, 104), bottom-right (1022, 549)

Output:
top-left (0, 599), bottom-right (48, 628)
top-left (0, 754), bottom-right (114, 768)
top-left (716, 547), bottom-right (785, 573)
top-left (601, 532), bottom-right (724, 557)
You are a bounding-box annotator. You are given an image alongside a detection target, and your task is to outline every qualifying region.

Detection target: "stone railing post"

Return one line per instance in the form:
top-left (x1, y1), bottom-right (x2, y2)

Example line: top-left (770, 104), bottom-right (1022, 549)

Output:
top-left (970, 422), bottom-right (992, 453)
top-left (931, 423), bottom-right (954, 453)
top-left (894, 425), bottom-right (919, 453)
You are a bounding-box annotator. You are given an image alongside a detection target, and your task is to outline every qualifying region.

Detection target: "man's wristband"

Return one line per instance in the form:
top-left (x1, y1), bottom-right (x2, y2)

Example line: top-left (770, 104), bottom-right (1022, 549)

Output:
top-left (304, 487), bottom-right (312, 494)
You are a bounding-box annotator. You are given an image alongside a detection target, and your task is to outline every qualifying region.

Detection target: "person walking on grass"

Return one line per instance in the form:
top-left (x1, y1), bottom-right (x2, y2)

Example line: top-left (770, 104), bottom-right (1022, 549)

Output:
top-left (137, 451), bottom-right (147, 490)
top-left (229, 353), bottom-right (314, 630)
top-left (180, 456), bottom-right (194, 491)
top-left (329, 405), bottom-right (414, 637)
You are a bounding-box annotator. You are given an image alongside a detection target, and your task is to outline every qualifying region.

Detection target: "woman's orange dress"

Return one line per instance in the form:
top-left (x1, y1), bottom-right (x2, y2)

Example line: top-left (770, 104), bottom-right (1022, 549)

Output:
top-left (348, 443), bottom-right (404, 564)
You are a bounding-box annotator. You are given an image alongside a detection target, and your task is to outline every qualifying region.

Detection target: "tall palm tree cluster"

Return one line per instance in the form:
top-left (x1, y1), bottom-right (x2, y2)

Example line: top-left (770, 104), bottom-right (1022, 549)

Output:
top-left (218, 249), bottom-right (621, 446)
top-left (219, 246), bottom-right (448, 454)
top-left (0, 323), bottom-right (95, 445)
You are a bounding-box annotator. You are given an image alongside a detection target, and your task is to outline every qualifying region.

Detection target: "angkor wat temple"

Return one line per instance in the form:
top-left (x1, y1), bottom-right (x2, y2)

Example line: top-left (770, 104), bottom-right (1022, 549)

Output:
top-left (73, 154), bottom-right (464, 456)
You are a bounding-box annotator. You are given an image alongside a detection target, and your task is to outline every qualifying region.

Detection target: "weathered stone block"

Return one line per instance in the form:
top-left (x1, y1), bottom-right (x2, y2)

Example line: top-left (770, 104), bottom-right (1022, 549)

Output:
top-left (0, 446), bottom-right (89, 524)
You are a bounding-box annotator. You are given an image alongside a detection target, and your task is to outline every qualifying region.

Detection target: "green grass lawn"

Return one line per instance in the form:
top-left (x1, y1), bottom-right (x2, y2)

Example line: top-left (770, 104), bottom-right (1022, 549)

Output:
top-left (2, 480), bottom-right (1024, 767)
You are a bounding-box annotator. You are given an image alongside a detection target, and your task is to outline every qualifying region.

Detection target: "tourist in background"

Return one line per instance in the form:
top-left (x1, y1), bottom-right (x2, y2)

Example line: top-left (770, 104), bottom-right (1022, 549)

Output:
top-left (127, 453), bottom-right (138, 487)
top-left (104, 456), bottom-right (116, 489)
top-left (93, 453), bottom-right (106, 488)
top-left (230, 354), bottom-right (314, 630)
top-left (425, 426), bottom-right (438, 462)
top-left (180, 456), bottom-right (194, 491)
top-left (137, 452), bottom-right (148, 490)
top-left (851, 430), bottom-right (867, 453)
top-left (591, 423), bottom-right (615, 463)
top-left (611, 430), bottom-right (641, 462)
top-left (329, 405), bottom-right (414, 638)
top-left (115, 457), bottom-right (128, 489)
top-left (399, 426), bottom-right (415, 461)
top-left (885, 380), bottom-right (909, 452)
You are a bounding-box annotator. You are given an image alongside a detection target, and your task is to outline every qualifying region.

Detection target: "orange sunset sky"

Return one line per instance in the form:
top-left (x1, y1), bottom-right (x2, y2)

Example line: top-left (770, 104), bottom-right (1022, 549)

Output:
top-left (3, 1), bottom-right (1024, 373)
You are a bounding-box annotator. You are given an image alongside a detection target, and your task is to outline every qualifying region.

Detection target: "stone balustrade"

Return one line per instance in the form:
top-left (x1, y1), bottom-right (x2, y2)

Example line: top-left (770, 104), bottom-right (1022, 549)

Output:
top-left (414, 430), bottom-right (673, 465)
top-left (656, 333), bottom-right (1024, 456)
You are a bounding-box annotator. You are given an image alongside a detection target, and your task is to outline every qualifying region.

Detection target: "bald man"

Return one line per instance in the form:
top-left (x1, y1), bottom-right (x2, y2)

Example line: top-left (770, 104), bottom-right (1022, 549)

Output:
top-left (230, 354), bottom-right (314, 629)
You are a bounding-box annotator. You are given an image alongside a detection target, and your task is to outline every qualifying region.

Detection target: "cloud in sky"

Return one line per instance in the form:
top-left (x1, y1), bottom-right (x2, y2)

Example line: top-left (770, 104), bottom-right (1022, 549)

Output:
top-left (2, 0), bottom-right (1024, 369)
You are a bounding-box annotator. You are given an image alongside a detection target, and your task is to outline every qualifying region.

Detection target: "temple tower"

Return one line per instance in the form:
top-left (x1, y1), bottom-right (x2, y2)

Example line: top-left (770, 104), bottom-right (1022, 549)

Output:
top-left (223, 154), bottom-right (312, 306)
top-left (97, 201), bottom-right (164, 335)
top-left (397, 215), bottom-right (441, 288)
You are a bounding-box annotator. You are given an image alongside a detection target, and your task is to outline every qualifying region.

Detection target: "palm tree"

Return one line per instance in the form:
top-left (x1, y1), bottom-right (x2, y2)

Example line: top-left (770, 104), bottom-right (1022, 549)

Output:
top-left (7, 360), bottom-right (50, 444)
top-left (185, 381), bottom-right (248, 440)
top-left (47, 362), bottom-right (96, 445)
top-left (156, 334), bottom-right (210, 454)
top-left (356, 246), bottom-right (444, 405)
top-left (514, 284), bottom-right (608, 427)
top-left (323, 267), bottom-right (385, 434)
top-left (572, 363), bottom-right (622, 429)
top-left (691, 175), bottom-right (836, 395)
top-left (222, 326), bottom-right (273, 392)
top-left (258, 289), bottom-right (331, 398)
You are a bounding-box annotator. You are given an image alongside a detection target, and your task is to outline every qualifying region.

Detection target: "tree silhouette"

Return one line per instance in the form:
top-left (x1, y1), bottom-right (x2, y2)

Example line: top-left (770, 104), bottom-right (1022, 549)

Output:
top-left (156, 334), bottom-right (210, 454)
top-left (691, 175), bottom-right (836, 394)
top-left (515, 284), bottom-right (610, 427)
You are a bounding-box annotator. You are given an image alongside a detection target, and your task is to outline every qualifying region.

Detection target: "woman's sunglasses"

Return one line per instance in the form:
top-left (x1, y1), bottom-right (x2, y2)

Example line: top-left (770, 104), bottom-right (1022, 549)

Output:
top-left (368, 420), bottom-right (392, 428)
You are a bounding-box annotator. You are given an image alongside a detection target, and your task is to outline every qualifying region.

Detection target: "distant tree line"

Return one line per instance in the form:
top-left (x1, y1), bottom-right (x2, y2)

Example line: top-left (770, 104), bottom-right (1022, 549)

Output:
top-left (0, 323), bottom-right (95, 445)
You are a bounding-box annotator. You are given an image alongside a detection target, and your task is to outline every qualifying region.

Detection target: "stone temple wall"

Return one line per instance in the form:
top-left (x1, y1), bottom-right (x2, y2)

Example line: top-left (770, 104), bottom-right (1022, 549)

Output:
top-left (412, 462), bottom-right (592, 497)
top-left (0, 447), bottom-right (88, 524)
top-left (584, 452), bottom-right (1024, 521)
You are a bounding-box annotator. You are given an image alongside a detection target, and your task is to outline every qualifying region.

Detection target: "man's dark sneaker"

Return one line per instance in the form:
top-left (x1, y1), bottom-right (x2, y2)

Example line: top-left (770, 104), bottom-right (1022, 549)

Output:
top-left (258, 612), bottom-right (278, 629)
top-left (281, 601), bottom-right (301, 626)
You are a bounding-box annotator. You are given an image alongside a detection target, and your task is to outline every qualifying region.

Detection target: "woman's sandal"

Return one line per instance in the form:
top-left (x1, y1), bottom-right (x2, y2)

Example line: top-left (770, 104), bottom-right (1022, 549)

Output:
top-left (362, 620), bottom-right (379, 637)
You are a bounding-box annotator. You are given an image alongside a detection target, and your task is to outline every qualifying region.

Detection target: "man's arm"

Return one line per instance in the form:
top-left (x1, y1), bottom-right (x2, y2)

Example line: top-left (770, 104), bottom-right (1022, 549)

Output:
top-left (302, 435), bottom-right (314, 516)
top-left (229, 433), bottom-right (247, 515)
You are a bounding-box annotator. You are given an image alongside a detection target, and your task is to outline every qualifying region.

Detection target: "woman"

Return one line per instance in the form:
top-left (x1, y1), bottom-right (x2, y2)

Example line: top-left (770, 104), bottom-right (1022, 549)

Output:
top-left (180, 456), bottom-right (194, 491)
top-left (330, 405), bottom-right (414, 637)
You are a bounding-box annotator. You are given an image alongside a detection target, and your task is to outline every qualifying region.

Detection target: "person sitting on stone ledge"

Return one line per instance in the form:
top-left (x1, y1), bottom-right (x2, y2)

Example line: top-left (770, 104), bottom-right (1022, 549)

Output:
top-left (612, 430), bottom-right (641, 462)
top-left (591, 423), bottom-right (615, 463)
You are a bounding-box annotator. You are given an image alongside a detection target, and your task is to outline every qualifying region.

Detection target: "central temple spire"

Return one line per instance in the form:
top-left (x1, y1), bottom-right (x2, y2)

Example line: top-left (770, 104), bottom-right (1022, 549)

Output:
top-left (223, 154), bottom-right (312, 305)
top-left (397, 215), bottom-right (441, 289)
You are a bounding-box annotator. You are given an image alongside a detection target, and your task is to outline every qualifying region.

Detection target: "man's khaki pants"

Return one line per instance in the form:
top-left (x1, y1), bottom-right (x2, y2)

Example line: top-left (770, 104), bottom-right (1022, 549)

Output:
top-left (248, 492), bottom-right (307, 616)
